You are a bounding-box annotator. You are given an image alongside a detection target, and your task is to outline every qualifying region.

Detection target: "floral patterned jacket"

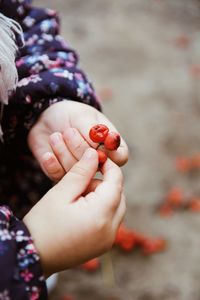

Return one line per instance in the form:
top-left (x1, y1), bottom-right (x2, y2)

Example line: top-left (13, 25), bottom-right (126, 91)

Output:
top-left (0, 0), bottom-right (100, 299)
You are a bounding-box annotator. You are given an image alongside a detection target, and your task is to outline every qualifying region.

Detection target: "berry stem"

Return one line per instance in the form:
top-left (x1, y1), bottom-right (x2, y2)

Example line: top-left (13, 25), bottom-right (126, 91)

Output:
top-left (100, 252), bottom-right (116, 288)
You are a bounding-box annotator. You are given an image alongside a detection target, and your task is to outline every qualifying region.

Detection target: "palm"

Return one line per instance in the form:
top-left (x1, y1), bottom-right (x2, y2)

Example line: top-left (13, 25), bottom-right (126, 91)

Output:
top-left (28, 101), bottom-right (128, 180)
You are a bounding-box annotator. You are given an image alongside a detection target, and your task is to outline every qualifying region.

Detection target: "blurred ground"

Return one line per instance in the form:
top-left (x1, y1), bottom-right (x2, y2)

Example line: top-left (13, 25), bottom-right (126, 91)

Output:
top-left (35, 0), bottom-right (200, 299)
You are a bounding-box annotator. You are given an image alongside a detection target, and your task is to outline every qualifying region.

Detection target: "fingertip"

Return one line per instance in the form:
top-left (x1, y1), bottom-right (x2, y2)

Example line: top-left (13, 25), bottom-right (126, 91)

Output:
top-left (82, 148), bottom-right (98, 163)
top-left (42, 152), bottom-right (56, 166)
top-left (49, 132), bottom-right (62, 146)
top-left (107, 143), bottom-right (129, 167)
top-left (42, 152), bottom-right (65, 181)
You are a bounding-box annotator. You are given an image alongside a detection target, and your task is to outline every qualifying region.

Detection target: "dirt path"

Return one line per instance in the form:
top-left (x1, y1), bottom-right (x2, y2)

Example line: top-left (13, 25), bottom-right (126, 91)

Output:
top-left (34, 1), bottom-right (200, 299)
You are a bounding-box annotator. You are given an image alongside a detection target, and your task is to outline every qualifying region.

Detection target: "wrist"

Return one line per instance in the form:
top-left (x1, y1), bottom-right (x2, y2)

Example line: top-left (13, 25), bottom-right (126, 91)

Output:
top-left (23, 211), bottom-right (51, 278)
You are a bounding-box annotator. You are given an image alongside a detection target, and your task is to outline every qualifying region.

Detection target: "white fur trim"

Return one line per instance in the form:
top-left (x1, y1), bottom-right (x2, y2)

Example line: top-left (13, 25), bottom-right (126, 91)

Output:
top-left (0, 13), bottom-right (24, 105)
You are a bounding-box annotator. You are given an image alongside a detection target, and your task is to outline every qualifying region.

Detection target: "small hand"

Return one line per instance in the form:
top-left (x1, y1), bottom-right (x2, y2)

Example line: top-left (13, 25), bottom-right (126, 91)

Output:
top-left (23, 148), bottom-right (126, 277)
top-left (28, 101), bottom-right (129, 181)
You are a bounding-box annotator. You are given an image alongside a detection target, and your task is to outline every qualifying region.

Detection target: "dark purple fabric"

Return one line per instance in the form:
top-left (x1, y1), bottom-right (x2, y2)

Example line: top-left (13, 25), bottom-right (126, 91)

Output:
top-left (0, 0), bottom-right (101, 299)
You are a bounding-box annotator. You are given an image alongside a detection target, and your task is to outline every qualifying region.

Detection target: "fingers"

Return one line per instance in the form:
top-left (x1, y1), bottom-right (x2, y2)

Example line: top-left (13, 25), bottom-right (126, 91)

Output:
top-left (63, 128), bottom-right (90, 161)
top-left (43, 129), bottom-right (91, 181)
top-left (82, 178), bottom-right (102, 196)
top-left (49, 132), bottom-right (77, 172)
top-left (88, 158), bottom-right (124, 214)
top-left (55, 148), bottom-right (99, 201)
top-left (42, 152), bottom-right (65, 182)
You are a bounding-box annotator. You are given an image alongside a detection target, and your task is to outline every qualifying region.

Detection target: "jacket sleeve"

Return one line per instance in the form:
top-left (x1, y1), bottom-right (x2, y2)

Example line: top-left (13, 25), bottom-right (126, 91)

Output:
top-left (0, 0), bottom-right (101, 145)
top-left (0, 205), bottom-right (47, 300)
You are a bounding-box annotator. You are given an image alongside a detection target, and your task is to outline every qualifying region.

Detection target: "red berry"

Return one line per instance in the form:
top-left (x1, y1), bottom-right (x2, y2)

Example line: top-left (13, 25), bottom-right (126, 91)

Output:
top-left (175, 35), bottom-right (190, 49)
top-left (159, 203), bottom-right (174, 217)
top-left (104, 132), bottom-right (121, 151)
top-left (188, 198), bottom-right (200, 212)
top-left (176, 157), bottom-right (191, 172)
top-left (97, 149), bottom-right (107, 165)
top-left (166, 187), bottom-right (183, 207)
top-left (190, 154), bottom-right (200, 169)
top-left (142, 238), bottom-right (166, 255)
top-left (89, 124), bottom-right (109, 143)
top-left (81, 258), bottom-right (100, 271)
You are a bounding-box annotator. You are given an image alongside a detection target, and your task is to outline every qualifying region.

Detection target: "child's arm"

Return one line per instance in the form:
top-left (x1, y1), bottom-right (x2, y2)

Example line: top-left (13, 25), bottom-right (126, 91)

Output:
top-left (1, 0), bottom-right (128, 178)
top-left (23, 148), bottom-right (126, 277)
top-left (1, 0), bottom-right (100, 147)
top-left (0, 206), bottom-right (48, 299)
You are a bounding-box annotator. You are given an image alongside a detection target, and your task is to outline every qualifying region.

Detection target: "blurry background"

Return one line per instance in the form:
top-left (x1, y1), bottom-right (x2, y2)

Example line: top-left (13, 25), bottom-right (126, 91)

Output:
top-left (35, 0), bottom-right (200, 299)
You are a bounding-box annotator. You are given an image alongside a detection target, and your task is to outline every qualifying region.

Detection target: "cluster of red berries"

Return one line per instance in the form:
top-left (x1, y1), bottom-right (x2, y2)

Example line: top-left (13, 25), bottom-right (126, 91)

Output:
top-left (158, 187), bottom-right (200, 217)
top-left (176, 154), bottom-right (200, 173)
top-left (80, 224), bottom-right (166, 272)
top-left (89, 124), bottom-right (121, 165)
top-left (114, 224), bottom-right (166, 255)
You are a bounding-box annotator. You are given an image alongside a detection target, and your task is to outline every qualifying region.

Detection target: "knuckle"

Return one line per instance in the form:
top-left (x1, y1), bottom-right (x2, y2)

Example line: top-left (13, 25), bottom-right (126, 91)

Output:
top-left (55, 146), bottom-right (66, 157)
top-left (73, 139), bottom-right (84, 152)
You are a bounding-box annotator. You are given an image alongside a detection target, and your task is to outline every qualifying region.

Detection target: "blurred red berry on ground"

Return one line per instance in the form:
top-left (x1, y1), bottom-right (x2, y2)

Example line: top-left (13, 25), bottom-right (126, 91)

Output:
top-left (176, 157), bottom-right (191, 172)
top-left (99, 87), bottom-right (113, 101)
top-left (159, 203), bottom-right (174, 217)
top-left (115, 224), bottom-right (136, 251)
top-left (166, 187), bottom-right (184, 207)
top-left (188, 198), bottom-right (200, 212)
top-left (190, 154), bottom-right (200, 169)
top-left (81, 258), bottom-right (100, 271)
top-left (191, 65), bottom-right (200, 78)
top-left (174, 35), bottom-right (190, 49)
top-left (142, 238), bottom-right (166, 255)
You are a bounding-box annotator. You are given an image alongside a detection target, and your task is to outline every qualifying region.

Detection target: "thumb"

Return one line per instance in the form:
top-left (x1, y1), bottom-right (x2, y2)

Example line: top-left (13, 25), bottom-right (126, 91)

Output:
top-left (54, 148), bottom-right (99, 201)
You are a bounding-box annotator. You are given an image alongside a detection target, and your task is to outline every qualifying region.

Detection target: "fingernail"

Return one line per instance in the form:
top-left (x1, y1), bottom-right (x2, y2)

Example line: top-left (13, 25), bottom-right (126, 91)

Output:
top-left (43, 152), bottom-right (54, 165)
top-left (50, 132), bottom-right (62, 145)
top-left (83, 148), bottom-right (95, 160)
top-left (64, 128), bottom-right (76, 141)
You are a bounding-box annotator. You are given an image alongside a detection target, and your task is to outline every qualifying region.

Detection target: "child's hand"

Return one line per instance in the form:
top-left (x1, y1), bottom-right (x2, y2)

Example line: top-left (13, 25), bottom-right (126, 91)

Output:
top-left (23, 148), bottom-right (126, 278)
top-left (28, 101), bottom-right (128, 181)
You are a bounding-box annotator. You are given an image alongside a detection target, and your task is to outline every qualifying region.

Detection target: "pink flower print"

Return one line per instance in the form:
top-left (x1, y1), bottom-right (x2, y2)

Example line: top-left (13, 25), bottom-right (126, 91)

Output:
top-left (0, 289), bottom-right (10, 300)
top-left (30, 74), bottom-right (42, 84)
top-left (0, 229), bottom-right (11, 241)
top-left (15, 230), bottom-right (29, 242)
top-left (17, 77), bottom-right (32, 88)
top-left (25, 95), bottom-right (32, 104)
top-left (26, 242), bottom-right (37, 255)
top-left (26, 35), bottom-right (38, 46)
top-left (54, 70), bottom-right (73, 80)
top-left (16, 58), bottom-right (24, 67)
top-left (55, 35), bottom-right (69, 49)
top-left (23, 16), bottom-right (35, 28)
top-left (74, 72), bottom-right (83, 81)
top-left (46, 8), bottom-right (57, 17)
top-left (68, 52), bottom-right (76, 62)
top-left (43, 33), bottom-right (53, 42)
top-left (0, 207), bottom-right (11, 220)
top-left (20, 269), bottom-right (34, 282)
top-left (30, 287), bottom-right (40, 300)
top-left (40, 54), bottom-right (50, 67)
top-left (31, 63), bottom-right (43, 74)
top-left (65, 61), bottom-right (74, 68)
